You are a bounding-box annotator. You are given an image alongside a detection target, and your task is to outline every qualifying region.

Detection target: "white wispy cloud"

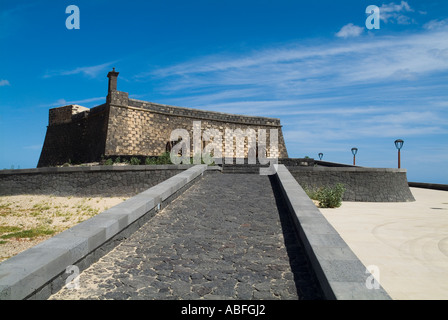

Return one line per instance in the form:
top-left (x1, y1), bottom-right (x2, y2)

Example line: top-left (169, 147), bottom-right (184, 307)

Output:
top-left (365, 111), bottom-right (448, 126)
top-left (147, 25), bottom-right (447, 162)
top-left (379, 1), bottom-right (414, 24)
top-left (152, 28), bottom-right (448, 94)
top-left (44, 62), bottom-right (117, 79)
top-left (333, 1), bottom-right (420, 42)
top-left (23, 144), bottom-right (42, 150)
top-left (336, 23), bottom-right (364, 38)
top-left (284, 112), bottom-right (447, 144)
top-left (42, 96), bottom-right (104, 108)
top-left (424, 18), bottom-right (448, 30)
top-left (69, 97), bottom-right (105, 105)
top-left (0, 79), bottom-right (10, 86)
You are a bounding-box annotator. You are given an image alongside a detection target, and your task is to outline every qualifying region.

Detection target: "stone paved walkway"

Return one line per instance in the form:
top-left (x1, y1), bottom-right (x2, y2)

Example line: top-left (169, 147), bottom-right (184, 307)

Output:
top-left (50, 173), bottom-right (323, 300)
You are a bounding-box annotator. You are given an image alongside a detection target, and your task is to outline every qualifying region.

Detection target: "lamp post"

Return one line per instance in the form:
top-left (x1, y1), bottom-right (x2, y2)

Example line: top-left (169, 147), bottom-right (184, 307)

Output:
top-left (318, 153), bottom-right (323, 160)
top-left (351, 147), bottom-right (358, 166)
top-left (394, 139), bottom-right (404, 168)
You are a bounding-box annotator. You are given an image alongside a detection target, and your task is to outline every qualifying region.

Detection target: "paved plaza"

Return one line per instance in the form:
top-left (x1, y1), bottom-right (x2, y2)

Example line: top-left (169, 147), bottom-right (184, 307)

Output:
top-left (320, 187), bottom-right (448, 300)
top-left (50, 173), bottom-right (323, 300)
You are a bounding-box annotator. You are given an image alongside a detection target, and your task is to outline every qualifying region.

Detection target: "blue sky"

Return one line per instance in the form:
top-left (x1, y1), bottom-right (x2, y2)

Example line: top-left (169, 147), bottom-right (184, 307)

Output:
top-left (0, 0), bottom-right (447, 183)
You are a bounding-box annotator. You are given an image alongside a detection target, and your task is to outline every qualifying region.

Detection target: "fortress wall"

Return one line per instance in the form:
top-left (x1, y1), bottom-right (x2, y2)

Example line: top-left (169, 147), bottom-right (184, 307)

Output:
top-left (128, 99), bottom-right (281, 126)
top-left (0, 165), bottom-right (192, 197)
top-left (37, 105), bottom-right (109, 167)
top-left (288, 167), bottom-right (415, 202)
top-left (105, 101), bottom-right (288, 159)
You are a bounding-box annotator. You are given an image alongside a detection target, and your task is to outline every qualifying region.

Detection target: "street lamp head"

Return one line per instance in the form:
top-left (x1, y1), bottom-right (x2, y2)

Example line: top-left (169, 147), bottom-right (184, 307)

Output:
top-left (318, 153), bottom-right (323, 160)
top-left (394, 139), bottom-right (404, 150)
top-left (351, 147), bottom-right (358, 156)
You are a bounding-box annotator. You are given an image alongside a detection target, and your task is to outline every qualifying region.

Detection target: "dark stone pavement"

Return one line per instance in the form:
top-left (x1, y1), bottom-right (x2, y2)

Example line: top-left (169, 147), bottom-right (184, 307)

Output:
top-left (50, 173), bottom-right (323, 300)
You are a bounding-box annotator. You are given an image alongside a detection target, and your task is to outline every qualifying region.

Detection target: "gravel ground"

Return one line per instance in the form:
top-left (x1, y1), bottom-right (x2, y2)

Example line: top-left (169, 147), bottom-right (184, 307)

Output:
top-left (0, 195), bottom-right (126, 262)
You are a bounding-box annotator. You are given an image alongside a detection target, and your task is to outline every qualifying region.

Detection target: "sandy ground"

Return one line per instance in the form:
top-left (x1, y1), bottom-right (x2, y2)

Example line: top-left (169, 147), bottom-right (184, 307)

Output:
top-left (0, 195), bottom-right (127, 263)
top-left (320, 187), bottom-right (448, 300)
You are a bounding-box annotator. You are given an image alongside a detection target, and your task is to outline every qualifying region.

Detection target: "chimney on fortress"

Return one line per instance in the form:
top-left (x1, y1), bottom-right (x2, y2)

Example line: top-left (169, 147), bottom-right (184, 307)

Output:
top-left (107, 67), bottom-right (119, 93)
top-left (106, 68), bottom-right (129, 106)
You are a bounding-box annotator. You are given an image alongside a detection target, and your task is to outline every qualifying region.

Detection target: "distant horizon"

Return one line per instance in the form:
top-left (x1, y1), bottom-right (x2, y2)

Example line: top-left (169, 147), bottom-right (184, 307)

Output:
top-left (1, 0), bottom-right (447, 184)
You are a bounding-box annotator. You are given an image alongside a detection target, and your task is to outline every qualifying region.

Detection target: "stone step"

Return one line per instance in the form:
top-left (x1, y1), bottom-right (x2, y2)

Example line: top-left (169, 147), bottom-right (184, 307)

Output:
top-left (221, 163), bottom-right (269, 174)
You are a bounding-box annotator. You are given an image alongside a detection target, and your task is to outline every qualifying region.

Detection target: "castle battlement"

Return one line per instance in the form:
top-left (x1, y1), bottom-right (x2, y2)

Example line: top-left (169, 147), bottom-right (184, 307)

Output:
top-left (49, 104), bottom-right (90, 126)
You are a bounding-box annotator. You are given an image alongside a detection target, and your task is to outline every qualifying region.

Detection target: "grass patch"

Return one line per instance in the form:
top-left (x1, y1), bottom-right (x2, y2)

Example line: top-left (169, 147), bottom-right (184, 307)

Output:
top-left (130, 157), bottom-right (141, 165)
top-left (104, 158), bottom-right (114, 165)
top-left (0, 202), bottom-right (12, 216)
top-left (33, 203), bottom-right (51, 211)
top-left (0, 226), bottom-right (22, 234)
top-left (0, 202), bottom-right (12, 209)
top-left (0, 227), bottom-right (55, 239)
top-left (145, 152), bottom-right (173, 165)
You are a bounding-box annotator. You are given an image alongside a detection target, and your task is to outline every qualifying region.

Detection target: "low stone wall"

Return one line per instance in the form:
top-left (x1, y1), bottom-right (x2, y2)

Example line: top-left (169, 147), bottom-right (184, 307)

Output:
top-left (274, 164), bottom-right (391, 300)
top-left (288, 167), bottom-right (415, 202)
top-left (409, 182), bottom-right (448, 191)
top-left (0, 165), bottom-right (194, 197)
top-left (0, 165), bottom-right (207, 300)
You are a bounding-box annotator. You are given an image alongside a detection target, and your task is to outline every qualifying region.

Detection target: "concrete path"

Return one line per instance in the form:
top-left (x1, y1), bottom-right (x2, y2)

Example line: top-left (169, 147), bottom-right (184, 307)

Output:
top-left (49, 173), bottom-right (323, 300)
top-left (320, 187), bottom-right (448, 300)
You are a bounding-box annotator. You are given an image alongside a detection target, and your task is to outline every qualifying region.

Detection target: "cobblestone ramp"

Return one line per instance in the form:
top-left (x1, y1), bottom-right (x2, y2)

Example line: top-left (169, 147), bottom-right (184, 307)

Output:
top-left (49, 173), bottom-right (323, 300)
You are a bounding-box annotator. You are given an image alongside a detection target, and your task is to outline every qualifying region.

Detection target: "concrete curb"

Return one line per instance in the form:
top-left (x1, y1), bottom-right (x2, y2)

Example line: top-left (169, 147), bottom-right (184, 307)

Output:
top-left (274, 164), bottom-right (391, 300)
top-left (0, 165), bottom-right (207, 300)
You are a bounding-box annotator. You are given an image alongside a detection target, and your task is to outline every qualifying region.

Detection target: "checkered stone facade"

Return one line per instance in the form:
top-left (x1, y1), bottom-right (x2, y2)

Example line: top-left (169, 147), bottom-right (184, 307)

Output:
top-left (38, 70), bottom-right (288, 167)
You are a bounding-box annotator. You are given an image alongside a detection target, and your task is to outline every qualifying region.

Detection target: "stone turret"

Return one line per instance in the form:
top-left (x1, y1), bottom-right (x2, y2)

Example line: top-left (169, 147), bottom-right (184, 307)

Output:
top-left (106, 68), bottom-right (128, 106)
top-left (107, 67), bottom-right (119, 93)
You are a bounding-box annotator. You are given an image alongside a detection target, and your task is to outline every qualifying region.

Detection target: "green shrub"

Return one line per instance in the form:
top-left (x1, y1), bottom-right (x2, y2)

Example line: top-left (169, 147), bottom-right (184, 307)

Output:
top-left (316, 183), bottom-right (346, 208)
top-left (201, 153), bottom-right (215, 165)
top-left (130, 157), bottom-right (141, 165)
top-left (157, 152), bottom-right (172, 164)
top-left (305, 183), bottom-right (346, 208)
top-left (114, 156), bottom-right (121, 164)
top-left (188, 152), bottom-right (215, 165)
top-left (104, 158), bottom-right (114, 166)
top-left (145, 157), bottom-right (156, 165)
top-left (304, 187), bottom-right (319, 200)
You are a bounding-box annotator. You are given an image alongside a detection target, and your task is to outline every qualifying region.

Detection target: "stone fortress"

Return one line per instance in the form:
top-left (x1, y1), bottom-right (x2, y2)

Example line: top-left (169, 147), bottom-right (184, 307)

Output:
top-left (29, 68), bottom-right (416, 203)
top-left (38, 69), bottom-right (288, 168)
